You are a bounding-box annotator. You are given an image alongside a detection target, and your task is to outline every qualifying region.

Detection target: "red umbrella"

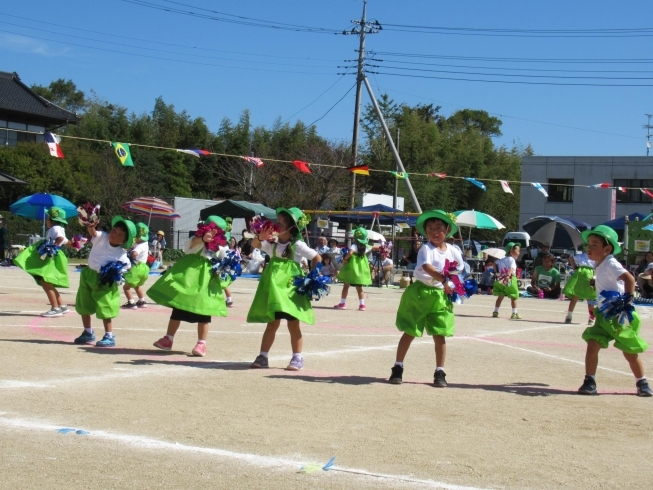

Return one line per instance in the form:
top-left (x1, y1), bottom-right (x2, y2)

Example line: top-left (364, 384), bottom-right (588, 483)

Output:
top-left (122, 197), bottom-right (181, 225)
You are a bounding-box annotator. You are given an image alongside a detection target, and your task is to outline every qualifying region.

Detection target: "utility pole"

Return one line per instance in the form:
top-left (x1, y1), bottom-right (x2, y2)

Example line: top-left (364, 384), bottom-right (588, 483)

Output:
top-left (645, 114), bottom-right (653, 156)
top-left (342, 0), bottom-right (379, 243)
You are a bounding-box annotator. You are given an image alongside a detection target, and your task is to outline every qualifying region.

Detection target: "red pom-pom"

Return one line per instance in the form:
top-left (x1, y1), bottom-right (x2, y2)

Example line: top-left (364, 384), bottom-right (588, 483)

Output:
top-left (196, 222), bottom-right (227, 251)
top-left (77, 202), bottom-right (100, 227)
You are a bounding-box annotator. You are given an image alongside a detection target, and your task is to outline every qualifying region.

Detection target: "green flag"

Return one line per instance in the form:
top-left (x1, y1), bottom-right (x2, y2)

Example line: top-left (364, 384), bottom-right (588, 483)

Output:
top-left (111, 142), bottom-right (134, 167)
top-left (391, 171), bottom-right (408, 180)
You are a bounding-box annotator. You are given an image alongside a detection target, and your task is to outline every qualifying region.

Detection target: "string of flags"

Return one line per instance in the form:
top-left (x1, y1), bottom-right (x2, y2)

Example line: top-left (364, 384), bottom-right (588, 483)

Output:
top-left (23, 129), bottom-right (653, 195)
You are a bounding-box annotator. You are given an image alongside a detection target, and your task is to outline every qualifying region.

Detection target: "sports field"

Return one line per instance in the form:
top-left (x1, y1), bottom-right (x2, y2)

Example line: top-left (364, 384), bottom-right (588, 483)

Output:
top-left (1, 266), bottom-right (651, 489)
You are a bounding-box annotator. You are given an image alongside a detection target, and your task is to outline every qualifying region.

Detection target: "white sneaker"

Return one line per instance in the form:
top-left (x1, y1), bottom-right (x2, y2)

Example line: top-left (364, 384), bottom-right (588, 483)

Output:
top-left (41, 308), bottom-right (62, 318)
top-left (59, 305), bottom-right (71, 314)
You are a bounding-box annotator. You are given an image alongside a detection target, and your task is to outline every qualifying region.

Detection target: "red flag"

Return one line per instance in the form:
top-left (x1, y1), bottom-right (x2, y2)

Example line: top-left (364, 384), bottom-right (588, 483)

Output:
top-left (428, 172), bottom-right (446, 178)
top-left (641, 188), bottom-right (653, 199)
top-left (617, 187), bottom-right (626, 193)
top-left (591, 183), bottom-right (611, 189)
top-left (292, 160), bottom-right (311, 174)
top-left (349, 164), bottom-right (370, 176)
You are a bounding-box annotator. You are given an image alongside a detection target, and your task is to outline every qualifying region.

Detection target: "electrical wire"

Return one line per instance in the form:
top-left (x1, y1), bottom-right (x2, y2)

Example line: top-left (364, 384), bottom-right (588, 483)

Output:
top-left (306, 83), bottom-right (357, 127)
top-left (281, 70), bottom-right (351, 124)
top-left (382, 24), bottom-right (653, 38)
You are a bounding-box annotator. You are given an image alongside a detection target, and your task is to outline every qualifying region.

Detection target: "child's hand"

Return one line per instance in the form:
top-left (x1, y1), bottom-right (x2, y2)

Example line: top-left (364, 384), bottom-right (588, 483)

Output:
top-left (443, 281), bottom-right (454, 295)
top-left (203, 229), bottom-right (217, 243)
top-left (258, 224), bottom-right (275, 242)
top-left (86, 221), bottom-right (98, 229)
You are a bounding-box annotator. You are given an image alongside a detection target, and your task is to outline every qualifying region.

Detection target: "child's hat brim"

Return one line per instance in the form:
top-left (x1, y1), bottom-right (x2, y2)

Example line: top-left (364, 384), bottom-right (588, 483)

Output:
top-left (111, 215), bottom-right (136, 248)
top-left (416, 210), bottom-right (458, 238)
top-left (582, 225), bottom-right (621, 255)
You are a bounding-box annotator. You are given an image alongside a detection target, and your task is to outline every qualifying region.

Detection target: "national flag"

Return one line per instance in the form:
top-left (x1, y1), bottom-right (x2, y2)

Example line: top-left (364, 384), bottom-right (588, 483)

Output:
top-left (292, 160), bottom-right (311, 174)
top-left (499, 180), bottom-right (513, 194)
top-left (641, 188), bottom-right (653, 199)
top-left (463, 177), bottom-right (487, 191)
top-left (349, 164), bottom-right (370, 176)
top-left (591, 183), bottom-right (611, 189)
top-left (177, 149), bottom-right (210, 158)
top-left (243, 156), bottom-right (264, 168)
top-left (428, 172), bottom-right (447, 178)
top-left (617, 187), bottom-right (626, 193)
top-left (44, 132), bottom-right (64, 159)
top-left (391, 171), bottom-right (408, 180)
top-left (532, 182), bottom-right (548, 197)
top-left (111, 142), bottom-right (134, 167)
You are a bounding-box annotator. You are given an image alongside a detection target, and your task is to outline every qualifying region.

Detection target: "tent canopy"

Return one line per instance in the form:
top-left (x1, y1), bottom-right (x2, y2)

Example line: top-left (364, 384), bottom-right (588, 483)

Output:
top-left (327, 204), bottom-right (416, 226)
top-left (199, 200), bottom-right (276, 220)
top-left (598, 212), bottom-right (648, 231)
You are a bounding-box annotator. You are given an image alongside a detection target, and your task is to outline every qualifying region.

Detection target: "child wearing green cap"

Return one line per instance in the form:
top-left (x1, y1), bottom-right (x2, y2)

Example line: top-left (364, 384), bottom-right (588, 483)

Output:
top-left (150, 216), bottom-right (230, 357)
top-left (492, 243), bottom-right (521, 320)
top-left (390, 210), bottom-right (464, 387)
top-left (74, 216), bottom-right (135, 347)
top-left (333, 227), bottom-right (372, 311)
top-left (14, 206), bottom-right (71, 317)
top-left (563, 248), bottom-right (596, 325)
top-left (122, 222), bottom-right (151, 309)
top-left (248, 207), bottom-right (320, 371)
top-left (577, 225), bottom-right (652, 396)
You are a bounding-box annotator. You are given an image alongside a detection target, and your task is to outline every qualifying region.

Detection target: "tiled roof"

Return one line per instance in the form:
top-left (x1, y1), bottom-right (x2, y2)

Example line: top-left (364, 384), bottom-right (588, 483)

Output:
top-left (0, 71), bottom-right (79, 125)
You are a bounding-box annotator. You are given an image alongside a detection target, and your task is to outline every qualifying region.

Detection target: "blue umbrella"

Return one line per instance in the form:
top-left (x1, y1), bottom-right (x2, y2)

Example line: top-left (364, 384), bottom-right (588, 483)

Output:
top-left (561, 216), bottom-right (592, 232)
top-left (522, 216), bottom-right (583, 249)
top-left (10, 193), bottom-right (78, 236)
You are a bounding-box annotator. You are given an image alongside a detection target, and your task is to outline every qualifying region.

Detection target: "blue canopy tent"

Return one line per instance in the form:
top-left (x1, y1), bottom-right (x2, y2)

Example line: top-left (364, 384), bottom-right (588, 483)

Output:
top-left (598, 212), bottom-right (648, 230)
top-left (561, 216), bottom-right (592, 232)
top-left (327, 204), bottom-right (416, 226)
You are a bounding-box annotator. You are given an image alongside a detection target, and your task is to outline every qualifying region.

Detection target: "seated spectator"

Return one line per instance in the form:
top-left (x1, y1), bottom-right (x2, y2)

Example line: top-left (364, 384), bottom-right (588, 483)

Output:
top-left (637, 262), bottom-right (653, 298)
top-left (371, 251), bottom-right (394, 286)
top-left (479, 258), bottom-right (496, 294)
top-left (315, 236), bottom-right (329, 255)
top-left (320, 256), bottom-right (337, 282)
top-left (532, 243), bottom-right (550, 269)
top-left (238, 229), bottom-right (253, 259)
top-left (150, 231), bottom-right (166, 262)
top-left (527, 253), bottom-right (561, 299)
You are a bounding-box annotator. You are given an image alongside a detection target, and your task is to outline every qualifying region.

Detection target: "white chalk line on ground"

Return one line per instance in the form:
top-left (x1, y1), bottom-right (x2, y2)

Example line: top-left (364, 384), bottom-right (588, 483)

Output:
top-left (462, 337), bottom-right (633, 376)
top-left (0, 416), bottom-right (486, 490)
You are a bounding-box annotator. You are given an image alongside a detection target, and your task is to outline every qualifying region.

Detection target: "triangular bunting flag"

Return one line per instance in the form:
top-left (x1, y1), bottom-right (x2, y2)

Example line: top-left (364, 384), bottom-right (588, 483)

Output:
top-left (641, 188), bottom-right (653, 199)
top-left (532, 182), bottom-right (548, 197)
top-left (111, 142), bottom-right (134, 167)
top-left (617, 187), bottom-right (626, 193)
top-left (463, 177), bottom-right (487, 191)
top-left (499, 180), bottom-right (513, 194)
top-left (428, 172), bottom-right (446, 178)
top-left (391, 171), bottom-right (408, 180)
top-left (243, 156), bottom-right (264, 168)
top-left (591, 183), bottom-right (611, 189)
top-left (292, 160), bottom-right (312, 174)
top-left (44, 132), bottom-right (64, 159)
top-left (349, 164), bottom-right (370, 176)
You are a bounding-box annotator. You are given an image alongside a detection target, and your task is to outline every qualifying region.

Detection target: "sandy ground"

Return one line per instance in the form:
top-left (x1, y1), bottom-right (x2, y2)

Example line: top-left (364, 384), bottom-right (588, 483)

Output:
top-left (0, 265), bottom-right (652, 489)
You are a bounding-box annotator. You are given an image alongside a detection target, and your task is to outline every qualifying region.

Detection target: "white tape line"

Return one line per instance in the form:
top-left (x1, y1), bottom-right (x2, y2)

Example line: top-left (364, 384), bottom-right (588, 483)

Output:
top-left (0, 416), bottom-right (487, 489)
top-left (474, 323), bottom-right (580, 338)
top-left (462, 337), bottom-right (632, 376)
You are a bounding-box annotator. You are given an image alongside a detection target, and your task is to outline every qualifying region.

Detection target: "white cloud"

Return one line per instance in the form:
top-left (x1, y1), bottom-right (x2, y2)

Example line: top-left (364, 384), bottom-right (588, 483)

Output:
top-left (0, 33), bottom-right (69, 57)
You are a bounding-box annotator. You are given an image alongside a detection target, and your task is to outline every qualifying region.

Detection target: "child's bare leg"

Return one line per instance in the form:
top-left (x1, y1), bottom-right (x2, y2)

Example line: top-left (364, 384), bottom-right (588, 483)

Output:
top-left (568, 297), bottom-right (578, 313)
top-left (510, 298), bottom-right (518, 309)
top-left (395, 333), bottom-right (415, 363)
top-left (260, 320), bottom-right (281, 352)
top-left (102, 318), bottom-right (113, 334)
top-left (341, 283), bottom-right (350, 300)
top-left (81, 314), bottom-right (92, 329)
top-left (356, 285), bottom-right (364, 299)
top-left (585, 340), bottom-right (601, 375)
top-left (434, 336), bottom-right (446, 368)
top-left (123, 284), bottom-right (134, 302)
top-left (134, 286), bottom-right (145, 301)
top-left (41, 281), bottom-right (58, 308)
top-left (287, 320), bottom-right (303, 353)
top-left (623, 352), bottom-right (645, 379)
top-left (165, 319), bottom-right (181, 337)
top-left (495, 296), bottom-right (504, 308)
top-left (197, 322), bottom-right (209, 342)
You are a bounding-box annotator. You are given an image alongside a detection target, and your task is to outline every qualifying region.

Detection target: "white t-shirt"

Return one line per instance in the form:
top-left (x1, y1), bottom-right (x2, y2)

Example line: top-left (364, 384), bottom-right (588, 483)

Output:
top-left (47, 225), bottom-right (68, 245)
top-left (88, 232), bottom-right (131, 273)
top-left (595, 255), bottom-right (626, 295)
top-left (185, 239), bottom-right (227, 261)
top-left (130, 241), bottom-right (149, 264)
top-left (260, 240), bottom-right (317, 265)
top-left (372, 257), bottom-right (393, 268)
top-left (414, 242), bottom-right (464, 288)
top-left (496, 256), bottom-right (517, 274)
top-left (574, 252), bottom-right (595, 268)
top-left (348, 245), bottom-right (372, 256)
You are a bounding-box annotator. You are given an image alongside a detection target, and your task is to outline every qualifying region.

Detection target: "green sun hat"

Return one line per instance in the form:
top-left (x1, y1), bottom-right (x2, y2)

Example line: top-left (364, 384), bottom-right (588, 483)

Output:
top-left (111, 215), bottom-right (136, 248)
top-left (204, 215), bottom-right (227, 231)
top-left (416, 209), bottom-right (458, 238)
top-left (276, 207), bottom-right (311, 231)
top-left (136, 222), bottom-right (150, 241)
top-left (353, 227), bottom-right (369, 245)
top-left (504, 241), bottom-right (518, 255)
top-left (582, 225), bottom-right (621, 255)
top-left (47, 206), bottom-right (68, 225)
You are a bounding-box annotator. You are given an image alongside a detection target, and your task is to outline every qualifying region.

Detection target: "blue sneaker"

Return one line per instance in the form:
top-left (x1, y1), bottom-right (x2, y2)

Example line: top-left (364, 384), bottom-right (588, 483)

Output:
top-left (74, 330), bottom-right (95, 345)
top-left (96, 334), bottom-right (116, 348)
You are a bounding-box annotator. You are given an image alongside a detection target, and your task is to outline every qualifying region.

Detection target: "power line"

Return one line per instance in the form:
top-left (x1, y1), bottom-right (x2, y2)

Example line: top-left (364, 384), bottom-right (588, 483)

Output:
top-left (281, 71), bottom-right (351, 124)
top-left (370, 51), bottom-right (653, 64)
top-left (306, 83), bottom-right (357, 127)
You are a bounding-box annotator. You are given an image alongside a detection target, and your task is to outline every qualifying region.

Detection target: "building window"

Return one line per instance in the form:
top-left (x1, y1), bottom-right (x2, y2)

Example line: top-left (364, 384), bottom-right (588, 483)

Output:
top-left (615, 179), bottom-right (653, 203)
top-left (547, 179), bottom-right (574, 202)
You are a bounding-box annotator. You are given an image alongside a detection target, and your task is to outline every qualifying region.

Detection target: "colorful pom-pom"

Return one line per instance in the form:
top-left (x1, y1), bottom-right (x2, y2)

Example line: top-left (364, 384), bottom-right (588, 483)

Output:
top-left (210, 250), bottom-right (242, 282)
top-left (496, 267), bottom-right (512, 286)
top-left (77, 202), bottom-right (100, 227)
top-left (250, 214), bottom-right (279, 236)
top-left (195, 222), bottom-right (227, 251)
top-left (37, 238), bottom-right (60, 260)
top-left (598, 290), bottom-right (635, 327)
top-left (70, 235), bottom-right (88, 251)
top-left (99, 261), bottom-right (127, 286)
top-left (293, 267), bottom-right (330, 301)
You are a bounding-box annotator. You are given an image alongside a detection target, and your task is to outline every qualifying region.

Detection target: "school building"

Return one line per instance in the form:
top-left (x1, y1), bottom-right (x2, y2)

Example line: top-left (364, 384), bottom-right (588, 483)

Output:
top-left (519, 156), bottom-right (653, 229)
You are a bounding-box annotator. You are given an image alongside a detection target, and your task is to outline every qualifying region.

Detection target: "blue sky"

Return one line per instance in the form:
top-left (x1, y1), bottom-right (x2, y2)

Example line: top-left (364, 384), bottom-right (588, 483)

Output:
top-left (2, 0), bottom-right (653, 156)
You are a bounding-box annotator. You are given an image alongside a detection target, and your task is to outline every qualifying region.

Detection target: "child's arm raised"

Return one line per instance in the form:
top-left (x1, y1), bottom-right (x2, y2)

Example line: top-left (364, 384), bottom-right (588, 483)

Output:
top-left (251, 224), bottom-right (275, 250)
top-left (86, 222), bottom-right (98, 239)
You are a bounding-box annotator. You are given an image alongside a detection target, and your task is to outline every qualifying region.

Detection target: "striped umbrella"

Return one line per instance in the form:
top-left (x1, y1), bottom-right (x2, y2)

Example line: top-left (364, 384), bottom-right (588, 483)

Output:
top-left (122, 197), bottom-right (181, 225)
top-left (453, 210), bottom-right (505, 230)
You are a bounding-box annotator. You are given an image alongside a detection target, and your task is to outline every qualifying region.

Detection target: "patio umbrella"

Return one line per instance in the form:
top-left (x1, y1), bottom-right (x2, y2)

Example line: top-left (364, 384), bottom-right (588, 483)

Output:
top-left (522, 216), bottom-right (583, 249)
top-left (453, 210), bottom-right (505, 230)
top-left (561, 216), bottom-right (592, 232)
top-left (10, 193), bottom-right (78, 236)
top-left (122, 197), bottom-right (181, 225)
top-left (482, 247), bottom-right (506, 259)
